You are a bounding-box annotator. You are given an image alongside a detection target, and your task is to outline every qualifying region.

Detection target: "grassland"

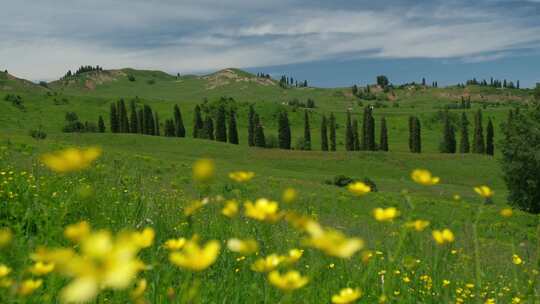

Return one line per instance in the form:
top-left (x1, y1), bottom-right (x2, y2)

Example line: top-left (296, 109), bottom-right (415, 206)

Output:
top-left (0, 68), bottom-right (538, 303)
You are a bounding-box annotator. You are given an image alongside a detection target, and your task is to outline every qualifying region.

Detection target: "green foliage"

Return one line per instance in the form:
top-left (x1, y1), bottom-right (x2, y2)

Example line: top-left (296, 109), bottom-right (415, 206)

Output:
top-left (409, 116), bottom-right (422, 153)
top-left (303, 110), bottom-right (311, 151)
top-left (459, 112), bottom-right (470, 153)
top-left (352, 119), bottom-right (360, 151)
top-left (345, 111), bottom-right (354, 151)
top-left (362, 106), bottom-right (376, 151)
top-left (253, 114), bottom-right (266, 148)
top-left (486, 118), bottom-right (494, 156)
top-left (377, 75), bottom-right (389, 87)
top-left (129, 100), bottom-right (139, 134)
top-left (98, 115), bottom-right (106, 133)
top-left (174, 105), bottom-right (186, 137)
top-left (473, 109), bottom-right (485, 154)
top-left (329, 113), bottom-right (336, 151)
top-left (440, 111), bottom-right (456, 153)
top-left (501, 105), bottom-right (540, 213)
top-left (380, 117), bottom-right (389, 152)
top-left (215, 105), bottom-right (227, 142)
top-left (228, 109), bottom-right (239, 145)
top-left (193, 105), bottom-right (203, 138)
top-left (321, 115), bottom-right (328, 151)
top-left (278, 110), bottom-right (291, 150)
top-left (248, 105), bottom-right (255, 147)
top-left (203, 116), bottom-right (214, 140)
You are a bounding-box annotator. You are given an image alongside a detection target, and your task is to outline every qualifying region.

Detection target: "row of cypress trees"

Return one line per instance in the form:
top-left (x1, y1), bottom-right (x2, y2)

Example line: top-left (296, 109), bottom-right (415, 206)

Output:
top-left (441, 109), bottom-right (494, 155)
top-left (192, 104), bottom-right (239, 144)
top-left (409, 116), bottom-right (422, 153)
top-left (344, 107), bottom-right (388, 152)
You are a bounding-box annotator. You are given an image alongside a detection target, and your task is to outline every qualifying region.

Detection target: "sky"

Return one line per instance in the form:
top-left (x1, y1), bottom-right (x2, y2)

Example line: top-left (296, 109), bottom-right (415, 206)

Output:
top-left (1, 0), bottom-right (539, 87)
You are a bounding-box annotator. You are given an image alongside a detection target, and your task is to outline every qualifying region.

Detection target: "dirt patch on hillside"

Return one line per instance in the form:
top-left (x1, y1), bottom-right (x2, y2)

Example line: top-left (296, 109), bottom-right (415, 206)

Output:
top-left (202, 69), bottom-right (276, 90)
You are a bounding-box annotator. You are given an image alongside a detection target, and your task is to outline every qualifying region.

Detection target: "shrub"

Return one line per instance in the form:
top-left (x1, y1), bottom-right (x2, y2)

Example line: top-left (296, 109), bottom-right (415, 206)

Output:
top-left (29, 129), bottom-right (47, 140)
top-left (147, 79), bottom-right (156, 85)
top-left (128, 75), bottom-right (136, 82)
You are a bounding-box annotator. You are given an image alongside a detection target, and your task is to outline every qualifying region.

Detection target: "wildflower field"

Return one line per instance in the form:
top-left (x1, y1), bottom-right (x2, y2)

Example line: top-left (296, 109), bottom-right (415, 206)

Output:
top-left (0, 133), bottom-right (537, 303)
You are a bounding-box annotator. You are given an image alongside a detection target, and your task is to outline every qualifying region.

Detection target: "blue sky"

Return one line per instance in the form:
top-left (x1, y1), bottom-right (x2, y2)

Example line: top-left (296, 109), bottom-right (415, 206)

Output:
top-left (1, 0), bottom-right (539, 87)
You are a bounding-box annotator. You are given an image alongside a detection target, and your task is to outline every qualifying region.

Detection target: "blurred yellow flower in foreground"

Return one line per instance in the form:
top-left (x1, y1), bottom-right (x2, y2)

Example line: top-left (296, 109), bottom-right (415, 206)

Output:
top-left (304, 228), bottom-right (364, 259)
top-left (164, 238), bottom-right (187, 251)
top-left (268, 270), bottom-right (309, 291)
top-left (373, 208), bottom-right (400, 222)
top-left (41, 147), bottom-right (101, 173)
top-left (285, 249), bottom-right (303, 264)
top-left (29, 261), bottom-right (55, 276)
top-left (500, 208), bottom-right (513, 218)
top-left (222, 200), bottom-right (239, 218)
top-left (169, 236), bottom-right (221, 271)
top-left (411, 169), bottom-right (440, 186)
top-left (18, 279), bottom-right (42, 296)
top-left (192, 159), bottom-right (215, 182)
top-left (227, 238), bottom-right (258, 255)
top-left (0, 264), bottom-right (11, 277)
top-left (228, 171), bottom-right (255, 182)
top-left (131, 278), bottom-right (147, 300)
top-left (332, 287), bottom-right (362, 304)
top-left (131, 228), bottom-right (155, 249)
top-left (244, 198), bottom-right (281, 222)
top-left (0, 228), bottom-right (12, 248)
top-left (512, 254), bottom-right (523, 265)
top-left (405, 220), bottom-right (430, 231)
top-left (64, 221), bottom-right (91, 243)
top-left (432, 229), bottom-right (455, 245)
top-left (474, 185), bottom-right (494, 198)
top-left (282, 188), bottom-right (298, 203)
top-left (347, 182), bottom-right (371, 196)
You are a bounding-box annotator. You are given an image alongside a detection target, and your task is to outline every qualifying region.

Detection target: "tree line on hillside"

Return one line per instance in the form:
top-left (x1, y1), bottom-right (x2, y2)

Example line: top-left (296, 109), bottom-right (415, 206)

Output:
top-left (62, 65), bottom-right (104, 79)
top-left (438, 109), bottom-right (494, 156)
top-left (465, 77), bottom-right (520, 89)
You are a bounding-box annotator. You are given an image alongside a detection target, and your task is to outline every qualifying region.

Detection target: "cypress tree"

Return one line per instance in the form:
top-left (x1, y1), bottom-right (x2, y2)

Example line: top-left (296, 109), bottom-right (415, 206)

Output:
top-left (98, 115), bottom-right (106, 133)
top-left (408, 116), bottom-right (414, 152)
top-left (193, 105), bottom-right (204, 138)
top-left (215, 104), bottom-right (227, 142)
top-left (380, 117), bottom-right (388, 151)
top-left (321, 115), bottom-right (328, 151)
top-left (486, 118), bottom-right (494, 155)
top-left (345, 111), bottom-right (354, 151)
top-left (303, 110), bottom-right (311, 150)
top-left (138, 109), bottom-right (144, 134)
top-left (110, 103), bottom-right (118, 133)
top-left (362, 106), bottom-right (376, 151)
top-left (248, 105), bottom-right (255, 146)
top-left (117, 99), bottom-right (129, 133)
top-left (145, 105), bottom-right (155, 135)
top-left (154, 112), bottom-right (160, 136)
top-left (173, 105), bottom-right (186, 137)
top-left (352, 119), bottom-right (360, 151)
top-left (414, 117), bottom-right (422, 153)
top-left (228, 109), bottom-right (239, 144)
top-left (473, 109), bottom-right (485, 154)
top-left (459, 112), bottom-right (470, 153)
top-left (164, 119), bottom-right (175, 137)
top-left (441, 112), bottom-right (456, 153)
top-left (253, 114), bottom-right (266, 147)
top-left (329, 113), bottom-right (336, 151)
top-left (203, 116), bottom-right (214, 140)
top-left (129, 101), bottom-right (138, 134)
top-left (278, 110), bottom-right (291, 149)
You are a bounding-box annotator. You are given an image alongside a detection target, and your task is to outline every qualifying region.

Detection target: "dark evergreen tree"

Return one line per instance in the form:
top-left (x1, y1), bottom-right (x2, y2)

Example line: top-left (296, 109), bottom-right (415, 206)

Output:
top-left (253, 114), bottom-right (266, 147)
top-left (440, 112), bottom-right (456, 153)
top-left (193, 105), bottom-right (204, 138)
top-left (303, 110), bottom-right (311, 150)
top-left (98, 115), bottom-right (106, 133)
top-left (138, 109), bottom-right (144, 134)
top-left (215, 105), bottom-right (227, 142)
top-left (414, 117), bottom-right (422, 153)
top-left (380, 117), bottom-right (388, 151)
top-left (117, 99), bottom-right (129, 133)
top-left (164, 119), bottom-right (175, 137)
top-left (345, 111), bottom-right (354, 151)
top-left (144, 105), bottom-right (155, 135)
top-left (154, 112), bottom-right (160, 136)
top-left (129, 101), bottom-right (138, 134)
top-left (228, 109), bottom-right (239, 144)
top-left (362, 106), bottom-right (376, 151)
top-left (321, 115), bottom-right (328, 151)
top-left (352, 119), bottom-right (360, 151)
top-left (486, 118), bottom-right (494, 156)
top-left (278, 110), bottom-right (292, 149)
top-left (459, 112), bottom-right (470, 153)
top-left (173, 105), bottom-right (186, 137)
top-left (203, 116), bottom-right (214, 140)
top-left (329, 113), bottom-right (336, 151)
top-left (248, 105), bottom-right (256, 146)
top-left (473, 109), bottom-right (485, 154)
top-left (408, 116), bottom-right (414, 152)
top-left (110, 103), bottom-right (119, 133)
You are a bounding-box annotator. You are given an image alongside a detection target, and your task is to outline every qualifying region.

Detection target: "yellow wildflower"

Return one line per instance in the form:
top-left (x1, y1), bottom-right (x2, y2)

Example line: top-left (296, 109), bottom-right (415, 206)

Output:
top-left (411, 169), bottom-right (440, 186)
top-left (61, 277), bottom-right (98, 303)
top-left (41, 147), bottom-right (101, 173)
top-left (453, 194), bottom-right (461, 201)
top-left (251, 254), bottom-right (284, 272)
top-left (347, 182), bottom-right (371, 196)
top-left (512, 254), bottom-right (523, 265)
top-left (268, 270), bottom-right (308, 291)
top-left (131, 227), bottom-right (155, 248)
top-left (500, 208), bottom-right (513, 218)
top-left (29, 262), bottom-right (55, 276)
top-left (164, 238), bottom-right (187, 251)
top-left (332, 287), bottom-right (362, 304)
top-left (244, 198), bottom-right (281, 222)
top-left (192, 159), bottom-right (215, 182)
top-left (474, 185), bottom-right (494, 198)
top-left (442, 279), bottom-right (451, 287)
top-left (64, 221), bottom-right (91, 243)
top-left (184, 199), bottom-right (208, 216)
top-left (282, 187), bottom-right (298, 203)
top-left (485, 298), bottom-right (495, 304)
top-left (0, 227), bottom-right (12, 248)
top-left (432, 229), bottom-right (455, 245)
top-left (131, 278), bottom-right (147, 300)
top-left (169, 236), bottom-right (221, 271)
top-left (285, 249), bottom-right (303, 264)
top-left (512, 297), bottom-right (521, 303)
top-left (227, 238), bottom-right (258, 255)
top-left (0, 264), bottom-right (11, 277)
top-left (405, 220), bottom-right (430, 231)
top-left (18, 279), bottom-right (42, 296)
top-left (373, 207), bottom-right (400, 222)
top-left (222, 200), bottom-right (239, 218)
top-left (304, 229), bottom-right (364, 259)
top-left (228, 171), bottom-right (255, 182)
